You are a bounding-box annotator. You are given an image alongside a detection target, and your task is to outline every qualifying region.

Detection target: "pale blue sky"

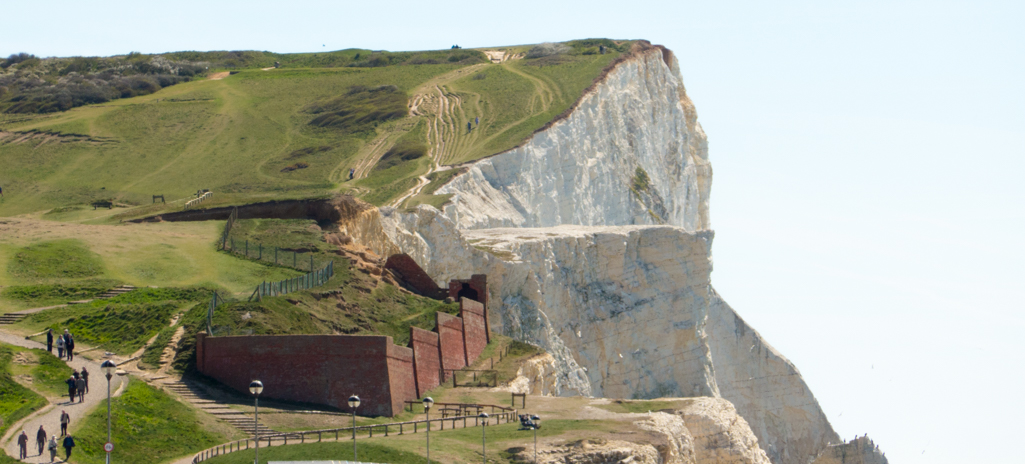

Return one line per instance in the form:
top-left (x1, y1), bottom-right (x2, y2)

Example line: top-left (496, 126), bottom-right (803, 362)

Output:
top-left (4, 1), bottom-right (1023, 462)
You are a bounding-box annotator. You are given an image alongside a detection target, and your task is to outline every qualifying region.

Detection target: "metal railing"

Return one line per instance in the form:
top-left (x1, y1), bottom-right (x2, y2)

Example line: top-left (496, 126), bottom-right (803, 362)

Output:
top-left (190, 409), bottom-right (517, 463)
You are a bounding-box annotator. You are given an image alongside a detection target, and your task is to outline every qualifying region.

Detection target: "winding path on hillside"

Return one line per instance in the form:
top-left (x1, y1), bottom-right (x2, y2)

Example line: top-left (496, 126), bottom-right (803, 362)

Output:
top-left (0, 329), bottom-right (127, 463)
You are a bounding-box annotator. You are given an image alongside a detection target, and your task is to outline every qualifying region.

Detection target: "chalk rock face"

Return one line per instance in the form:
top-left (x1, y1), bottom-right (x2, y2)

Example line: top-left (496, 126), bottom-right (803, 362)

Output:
top-left (674, 398), bottom-right (772, 464)
top-left (532, 439), bottom-right (663, 464)
top-left (705, 290), bottom-right (839, 463)
top-left (811, 436), bottom-right (888, 464)
top-left (501, 353), bottom-right (563, 396)
top-left (363, 43), bottom-right (856, 464)
top-left (437, 48), bottom-right (710, 232)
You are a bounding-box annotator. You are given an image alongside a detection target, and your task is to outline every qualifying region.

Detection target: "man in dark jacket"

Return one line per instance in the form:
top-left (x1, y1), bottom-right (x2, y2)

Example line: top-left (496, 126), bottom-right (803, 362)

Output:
top-left (64, 331), bottom-right (75, 361)
top-left (66, 376), bottom-right (77, 403)
top-left (36, 425), bottom-right (47, 455)
top-left (17, 430), bottom-right (28, 459)
top-left (62, 435), bottom-right (75, 460)
top-left (46, 328), bottom-right (53, 353)
top-left (81, 366), bottom-right (90, 393)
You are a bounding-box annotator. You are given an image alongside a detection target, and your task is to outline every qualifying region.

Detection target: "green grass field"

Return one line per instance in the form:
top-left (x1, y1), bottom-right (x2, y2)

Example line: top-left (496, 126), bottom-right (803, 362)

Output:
top-left (0, 344), bottom-right (48, 438)
top-left (0, 40), bottom-right (631, 217)
top-left (4, 346), bottom-right (75, 397)
top-left (68, 381), bottom-right (236, 464)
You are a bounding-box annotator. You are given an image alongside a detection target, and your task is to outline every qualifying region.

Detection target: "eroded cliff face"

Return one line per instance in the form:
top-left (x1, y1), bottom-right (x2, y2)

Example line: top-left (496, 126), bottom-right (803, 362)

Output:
top-left (350, 44), bottom-right (851, 464)
top-left (437, 48), bottom-right (710, 232)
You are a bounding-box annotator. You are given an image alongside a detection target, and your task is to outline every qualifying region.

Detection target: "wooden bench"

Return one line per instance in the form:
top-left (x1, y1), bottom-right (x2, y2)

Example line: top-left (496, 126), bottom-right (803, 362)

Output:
top-left (91, 200), bottom-right (113, 210)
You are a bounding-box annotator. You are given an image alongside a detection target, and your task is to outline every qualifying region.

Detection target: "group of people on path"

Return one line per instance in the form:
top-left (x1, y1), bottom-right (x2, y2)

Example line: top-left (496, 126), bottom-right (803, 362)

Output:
top-left (65, 367), bottom-right (89, 403)
top-left (16, 420), bottom-right (75, 462)
top-left (45, 328), bottom-right (75, 362)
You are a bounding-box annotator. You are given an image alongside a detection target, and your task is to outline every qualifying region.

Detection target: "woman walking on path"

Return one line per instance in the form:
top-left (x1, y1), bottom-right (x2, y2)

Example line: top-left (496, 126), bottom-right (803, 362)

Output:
top-left (59, 410), bottom-right (70, 435)
top-left (47, 435), bottom-right (58, 462)
top-left (62, 435), bottom-right (75, 460)
top-left (36, 425), bottom-right (47, 455)
top-left (47, 436), bottom-right (57, 460)
top-left (46, 328), bottom-right (53, 353)
top-left (81, 366), bottom-right (90, 393)
top-left (56, 335), bottom-right (64, 358)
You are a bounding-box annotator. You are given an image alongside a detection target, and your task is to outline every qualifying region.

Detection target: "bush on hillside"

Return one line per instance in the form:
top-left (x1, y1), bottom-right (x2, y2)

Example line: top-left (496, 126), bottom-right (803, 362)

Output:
top-left (374, 139), bottom-right (427, 171)
top-left (1, 53), bottom-right (38, 69)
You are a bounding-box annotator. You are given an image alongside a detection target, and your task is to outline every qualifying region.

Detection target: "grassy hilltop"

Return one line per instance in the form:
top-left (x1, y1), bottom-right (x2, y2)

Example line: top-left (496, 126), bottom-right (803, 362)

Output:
top-left (0, 39), bottom-right (631, 218)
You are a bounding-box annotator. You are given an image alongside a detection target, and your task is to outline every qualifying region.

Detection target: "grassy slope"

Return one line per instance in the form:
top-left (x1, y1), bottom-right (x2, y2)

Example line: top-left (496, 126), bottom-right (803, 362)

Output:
top-left (10, 287), bottom-right (211, 355)
top-left (0, 218), bottom-right (302, 312)
top-left (0, 344), bottom-right (48, 439)
top-left (4, 346), bottom-right (75, 397)
top-left (0, 41), bottom-right (628, 216)
top-left (69, 381), bottom-right (234, 464)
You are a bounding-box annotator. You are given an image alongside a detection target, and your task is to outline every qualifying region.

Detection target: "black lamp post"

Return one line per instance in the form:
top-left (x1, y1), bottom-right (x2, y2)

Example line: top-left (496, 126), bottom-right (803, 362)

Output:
top-left (423, 397), bottom-right (434, 464)
top-left (479, 412), bottom-right (490, 464)
top-left (348, 394), bottom-right (361, 461)
top-left (249, 380), bottom-right (263, 464)
top-left (530, 415), bottom-right (541, 463)
top-left (100, 360), bottom-right (116, 464)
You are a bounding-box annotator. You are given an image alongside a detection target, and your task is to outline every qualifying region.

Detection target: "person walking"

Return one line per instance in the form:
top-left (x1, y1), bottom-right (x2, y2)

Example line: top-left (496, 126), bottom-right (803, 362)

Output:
top-left (60, 410), bottom-right (70, 435)
top-left (66, 376), bottom-right (77, 403)
top-left (475, 116), bottom-right (479, 126)
top-left (81, 366), bottom-right (89, 393)
top-left (17, 430), bottom-right (28, 459)
top-left (56, 334), bottom-right (65, 359)
top-left (36, 425), bottom-right (47, 455)
top-left (467, 121), bottom-right (472, 133)
top-left (46, 328), bottom-right (53, 353)
top-left (47, 435), bottom-right (58, 462)
top-left (62, 434), bottom-right (75, 460)
top-left (75, 375), bottom-right (86, 402)
top-left (64, 330), bottom-right (75, 361)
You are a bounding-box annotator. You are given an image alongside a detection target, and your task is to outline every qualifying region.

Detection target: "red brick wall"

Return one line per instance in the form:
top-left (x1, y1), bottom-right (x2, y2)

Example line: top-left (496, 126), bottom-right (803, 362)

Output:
top-left (196, 333), bottom-right (404, 416)
top-left (436, 312), bottom-right (467, 375)
top-left (385, 344), bottom-right (416, 416)
top-left (384, 254), bottom-right (446, 299)
top-left (449, 275), bottom-right (489, 332)
top-left (409, 327), bottom-right (441, 397)
top-left (460, 298), bottom-right (489, 363)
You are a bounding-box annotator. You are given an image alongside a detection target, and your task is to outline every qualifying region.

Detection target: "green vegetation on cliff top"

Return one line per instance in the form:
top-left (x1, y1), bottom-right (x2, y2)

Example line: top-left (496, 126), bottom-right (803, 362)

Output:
top-left (0, 39), bottom-right (634, 217)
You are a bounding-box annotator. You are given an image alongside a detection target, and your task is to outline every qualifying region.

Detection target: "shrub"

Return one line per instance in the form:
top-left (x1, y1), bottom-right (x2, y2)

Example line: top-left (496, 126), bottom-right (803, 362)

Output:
top-left (374, 139), bottom-right (426, 171)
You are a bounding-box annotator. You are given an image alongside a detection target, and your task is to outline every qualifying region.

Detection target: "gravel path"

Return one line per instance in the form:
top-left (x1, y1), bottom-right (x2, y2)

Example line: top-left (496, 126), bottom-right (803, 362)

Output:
top-left (0, 329), bottom-right (126, 463)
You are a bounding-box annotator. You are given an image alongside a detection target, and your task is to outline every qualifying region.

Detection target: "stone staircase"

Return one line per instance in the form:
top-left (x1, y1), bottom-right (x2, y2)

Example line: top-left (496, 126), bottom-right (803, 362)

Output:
top-left (0, 313), bottom-right (27, 325)
top-left (97, 285), bottom-right (137, 299)
top-left (162, 381), bottom-right (276, 436)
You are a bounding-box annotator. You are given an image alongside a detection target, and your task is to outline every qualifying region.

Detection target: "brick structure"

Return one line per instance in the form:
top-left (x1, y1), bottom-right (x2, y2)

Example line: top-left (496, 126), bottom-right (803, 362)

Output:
top-left (196, 278), bottom-right (492, 416)
top-left (460, 297), bottom-right (489, 362)
top-left (409, 327), bottom-right (442, 397)
top-left (449, 275), bottom-right (488, 315)
top-left (195, 333), bottom-right (414, 416)
top-left (436, 312), bottom-right (467, 375)
top-left (384, 254), bottom-right (447, 299)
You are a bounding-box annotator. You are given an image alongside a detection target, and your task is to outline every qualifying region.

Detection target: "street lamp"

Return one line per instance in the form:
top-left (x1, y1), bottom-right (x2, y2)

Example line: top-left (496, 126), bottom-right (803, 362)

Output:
top-left (348, 394), bottom-right (361, 461)
top-left (249, 380), bottom-right (263, 464)
top-left (422, 397), bottom-right (434, 464)
top-left (530, 415), bottom-right (541, 463)
top-left (100, 360), bottom-right (116, 464)
top-left (479, 412), bottom-right (490, 464)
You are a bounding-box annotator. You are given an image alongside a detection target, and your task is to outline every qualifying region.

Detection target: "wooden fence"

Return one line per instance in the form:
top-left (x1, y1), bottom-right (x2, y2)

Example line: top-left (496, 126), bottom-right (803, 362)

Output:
top-left (220, 206), bottom-right (238, 250)
top-left (184, 191), bottom-right (212, 210)
top-left (190, 409), bottom-right (517, 463)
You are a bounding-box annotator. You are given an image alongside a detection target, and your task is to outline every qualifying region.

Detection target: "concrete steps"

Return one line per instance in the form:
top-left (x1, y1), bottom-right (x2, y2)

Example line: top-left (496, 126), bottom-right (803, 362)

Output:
top-left (0, 313), bottom-right (27, 325)
top-left (162, 381), bottom-right (277, 436)
top-left (97, 285), bottom-right (136, 299)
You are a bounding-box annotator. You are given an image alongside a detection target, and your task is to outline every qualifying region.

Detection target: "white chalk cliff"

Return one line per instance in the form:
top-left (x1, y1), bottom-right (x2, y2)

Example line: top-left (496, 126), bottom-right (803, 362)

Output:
top-left (361, 43), bottom-right (861, 464)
